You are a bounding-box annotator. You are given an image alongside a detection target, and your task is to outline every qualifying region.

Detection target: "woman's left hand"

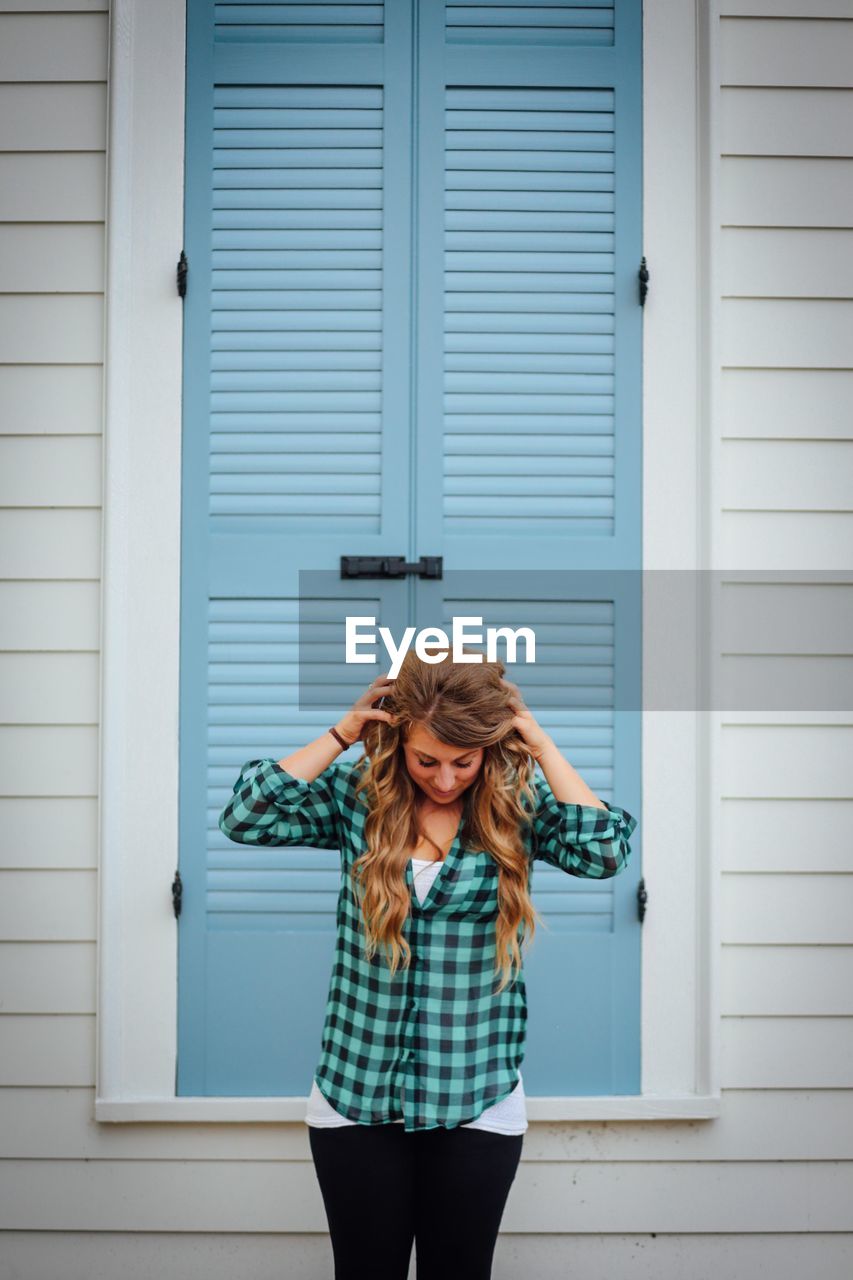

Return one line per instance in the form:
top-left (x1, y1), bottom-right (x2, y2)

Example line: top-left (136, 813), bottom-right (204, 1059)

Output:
top-left (501, 678), bottom-right (553, 761)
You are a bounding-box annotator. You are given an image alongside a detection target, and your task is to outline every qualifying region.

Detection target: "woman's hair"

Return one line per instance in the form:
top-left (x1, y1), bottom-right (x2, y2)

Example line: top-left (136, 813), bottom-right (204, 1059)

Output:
top-left (349, 645), bottom-right (543, 995)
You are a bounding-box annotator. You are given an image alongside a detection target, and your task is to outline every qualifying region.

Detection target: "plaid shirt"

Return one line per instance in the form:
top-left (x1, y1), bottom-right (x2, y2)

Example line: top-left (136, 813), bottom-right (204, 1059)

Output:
top-left (219, 754), bottom-right (638, 1132)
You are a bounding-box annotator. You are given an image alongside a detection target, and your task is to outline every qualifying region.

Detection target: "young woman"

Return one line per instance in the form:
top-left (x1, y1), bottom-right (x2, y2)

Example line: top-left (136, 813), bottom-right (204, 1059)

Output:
top-left (219, 648), bottom-right (637, 1280)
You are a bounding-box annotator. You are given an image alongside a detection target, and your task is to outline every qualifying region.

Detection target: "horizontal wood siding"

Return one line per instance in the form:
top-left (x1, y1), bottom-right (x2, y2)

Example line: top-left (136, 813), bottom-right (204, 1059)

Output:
top-left (715, 0), bottom-right (853, 1271)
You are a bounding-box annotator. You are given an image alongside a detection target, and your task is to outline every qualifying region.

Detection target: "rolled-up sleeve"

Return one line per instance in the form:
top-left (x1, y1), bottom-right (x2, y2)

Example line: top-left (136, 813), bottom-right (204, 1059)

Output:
top-left (218, 758), bottom-right (343, 849)
top-left (530, 774), bottom-right (637, 878)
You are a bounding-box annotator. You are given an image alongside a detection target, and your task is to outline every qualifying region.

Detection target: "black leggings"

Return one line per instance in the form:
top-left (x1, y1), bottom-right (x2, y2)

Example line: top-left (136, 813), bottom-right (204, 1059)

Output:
top-left (308, 1121), bottom-right (524, 1280)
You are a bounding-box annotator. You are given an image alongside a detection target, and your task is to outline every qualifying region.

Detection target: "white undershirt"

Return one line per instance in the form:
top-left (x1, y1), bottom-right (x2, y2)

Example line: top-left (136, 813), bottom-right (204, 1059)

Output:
top-left (305, 856), bottom-right (528, 1135)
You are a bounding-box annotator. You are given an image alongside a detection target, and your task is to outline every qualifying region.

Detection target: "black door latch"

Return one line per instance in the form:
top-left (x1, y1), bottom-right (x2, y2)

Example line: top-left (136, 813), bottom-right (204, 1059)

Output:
top-left (340, 555), bottom-right (443, 580)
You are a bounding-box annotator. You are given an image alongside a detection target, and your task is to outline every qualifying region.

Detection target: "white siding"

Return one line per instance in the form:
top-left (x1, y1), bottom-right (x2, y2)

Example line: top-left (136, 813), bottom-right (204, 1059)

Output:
top-left (1, 2), bottom-right (852, 1278)
top-left (713, 0), bottom-right (853, 1273)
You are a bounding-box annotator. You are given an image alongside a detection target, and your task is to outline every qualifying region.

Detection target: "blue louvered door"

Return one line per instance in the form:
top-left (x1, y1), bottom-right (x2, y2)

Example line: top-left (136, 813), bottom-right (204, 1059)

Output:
top-left (179, 0), bottom-right (642, 1097)
top-left (412, 2), bottom-right (643, 1094)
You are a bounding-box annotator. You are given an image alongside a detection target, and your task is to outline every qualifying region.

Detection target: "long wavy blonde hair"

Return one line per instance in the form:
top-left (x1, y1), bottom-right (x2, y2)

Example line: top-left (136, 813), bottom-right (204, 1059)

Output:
top-left (348, 646), bottom-right (544, 994)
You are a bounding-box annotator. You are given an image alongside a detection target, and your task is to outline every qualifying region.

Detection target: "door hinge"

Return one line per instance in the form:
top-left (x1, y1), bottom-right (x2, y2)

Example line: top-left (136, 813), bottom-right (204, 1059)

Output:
top-left (638, 256), bottom-right (649, 307)
top-left (172, 869), bottom-right (183, 918)
top-left (637, 876), bottom-right (647, 923)
top-left (177, 250), bottom-right (188, 298)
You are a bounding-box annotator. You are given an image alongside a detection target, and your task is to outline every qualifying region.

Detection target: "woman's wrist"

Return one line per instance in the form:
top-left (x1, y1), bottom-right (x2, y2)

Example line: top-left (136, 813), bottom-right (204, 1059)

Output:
top-left (536, 739), bottom-right (607, 809)
top-left (329, 725), bottom-right (352, 752)
top-left (530, 734), bottom-right (556, 763)
top-left (277, 730), bottom-right (345, 781)
top-left (333, 717), bottom-right (359, 748)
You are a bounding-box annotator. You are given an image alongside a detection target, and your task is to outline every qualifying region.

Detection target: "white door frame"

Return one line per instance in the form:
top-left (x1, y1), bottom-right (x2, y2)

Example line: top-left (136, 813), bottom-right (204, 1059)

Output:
top-left (96, 0), bottom-right (721, 1121)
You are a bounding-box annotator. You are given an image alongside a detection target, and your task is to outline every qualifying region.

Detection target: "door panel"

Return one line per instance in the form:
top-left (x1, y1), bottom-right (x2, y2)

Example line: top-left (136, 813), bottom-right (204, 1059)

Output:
top-left (180, 0), bottom-right (642, 1097)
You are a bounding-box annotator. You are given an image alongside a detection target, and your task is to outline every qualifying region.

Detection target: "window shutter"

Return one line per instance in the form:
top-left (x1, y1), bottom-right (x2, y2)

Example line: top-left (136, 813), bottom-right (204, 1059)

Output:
top-left (180, 0), bottom-right (641, 1097)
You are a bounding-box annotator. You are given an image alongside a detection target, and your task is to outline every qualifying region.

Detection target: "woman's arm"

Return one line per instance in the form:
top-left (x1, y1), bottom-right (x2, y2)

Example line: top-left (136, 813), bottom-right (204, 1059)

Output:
top-left (219, 675), bottom-right (397, 845)
top-left (500, 680), bottom-right (636, 876)
top-left (530, 771), bottom-right (637, 879)
top-left (278, 673), bottom-right (398, 781)
top-left (218, 756), bottom-right (346, 848)
top-left (276, 728), bottom-right (349, 783)
top-left (535, 738), bottom-right (608, 810)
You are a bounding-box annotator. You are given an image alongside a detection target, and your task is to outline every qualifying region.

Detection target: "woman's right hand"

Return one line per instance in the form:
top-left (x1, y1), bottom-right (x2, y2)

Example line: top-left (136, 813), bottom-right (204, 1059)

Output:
top-left (335, 674), bottom-right (397, 745)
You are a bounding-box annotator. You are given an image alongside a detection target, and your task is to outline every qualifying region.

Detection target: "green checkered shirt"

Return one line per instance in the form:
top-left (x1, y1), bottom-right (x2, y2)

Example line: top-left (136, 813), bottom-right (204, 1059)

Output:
top-left (219, 754), bottom-right (637, 1133)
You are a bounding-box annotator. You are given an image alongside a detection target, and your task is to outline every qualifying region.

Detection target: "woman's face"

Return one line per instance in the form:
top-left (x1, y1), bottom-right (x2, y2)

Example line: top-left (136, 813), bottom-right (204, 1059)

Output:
top-left (403, 724), bottom-right (484, 805)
